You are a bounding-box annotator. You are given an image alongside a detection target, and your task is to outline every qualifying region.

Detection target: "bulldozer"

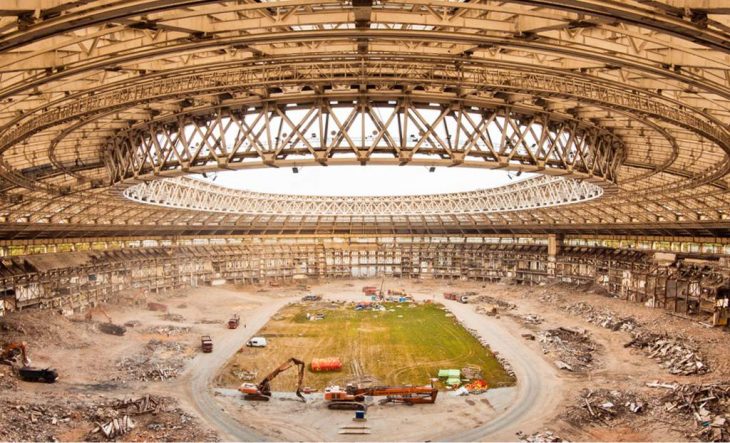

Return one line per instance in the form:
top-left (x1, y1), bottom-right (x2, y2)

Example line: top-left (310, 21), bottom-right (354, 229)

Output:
top-left (239, 357), bottom-right (306, 402)
top-left (323, 381), bottom-right (438, 410)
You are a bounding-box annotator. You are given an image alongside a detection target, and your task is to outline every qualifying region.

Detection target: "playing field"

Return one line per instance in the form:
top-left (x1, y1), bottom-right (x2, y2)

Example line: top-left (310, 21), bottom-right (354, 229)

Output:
top-left (217, 301), bottom-right (516, 391)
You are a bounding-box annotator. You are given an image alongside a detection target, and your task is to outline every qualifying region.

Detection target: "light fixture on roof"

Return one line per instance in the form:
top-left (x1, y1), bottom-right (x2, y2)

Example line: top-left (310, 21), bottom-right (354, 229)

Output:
top-left (292, 167), bottom-right (299, 174)
top-left (429, 166), bottom-right (436, 173)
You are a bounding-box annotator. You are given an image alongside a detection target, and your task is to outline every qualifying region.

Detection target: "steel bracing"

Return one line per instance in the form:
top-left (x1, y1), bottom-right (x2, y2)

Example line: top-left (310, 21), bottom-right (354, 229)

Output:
top-left (0, 0), bottom-right (727, 237)
top-left (124, 175), bottom-right (604, 216)
top-left (106, 98), bottom-right (622, 185)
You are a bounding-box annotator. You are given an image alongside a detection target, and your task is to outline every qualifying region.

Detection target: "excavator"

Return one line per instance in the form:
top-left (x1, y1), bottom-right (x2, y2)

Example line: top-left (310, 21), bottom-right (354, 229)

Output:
top-left (1, 342), bottom-right (57, 383)
top-left (324, 381), bottom-right (439, 410)
top-left (238, 357), bottom-right (306, 402)
top-left (0, 341), bottom-right (31, 367)
top-left (84, 306), bottom-right (112, 323)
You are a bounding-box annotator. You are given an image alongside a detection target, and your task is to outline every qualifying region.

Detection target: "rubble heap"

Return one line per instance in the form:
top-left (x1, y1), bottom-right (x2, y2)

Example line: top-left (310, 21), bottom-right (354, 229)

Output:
top-left (538, 327), bottom-right (597, 372)
top-left (516, 430), bottom-right (568, 442)
top-left (565, 388), bottom-right (646, 424)
top-left (144, 325), bottom-right (191, 336)
top-left (563, 302), bottom-right (639, 332)
top-left (649, 381), bottom-right (730, 442)
top-left (0, 393), bottom-right (216, 442)
top-left (113, 340), bottom-right (190, 382)
top-left (521, 314), bottom-right (544, 325)
top-left (562, 301), bottom-right (710, 376)
top-left (625, 332), bottom-right (709, 375)
top-left (473, 295), bottom-right (517, 310)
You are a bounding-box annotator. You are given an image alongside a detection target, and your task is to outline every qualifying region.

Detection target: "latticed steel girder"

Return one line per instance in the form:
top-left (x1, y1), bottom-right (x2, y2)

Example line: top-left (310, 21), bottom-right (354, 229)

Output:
top-left (123, 175), bottom-right (604, 216)
top-left (105, 96), bottom-right (623, 186)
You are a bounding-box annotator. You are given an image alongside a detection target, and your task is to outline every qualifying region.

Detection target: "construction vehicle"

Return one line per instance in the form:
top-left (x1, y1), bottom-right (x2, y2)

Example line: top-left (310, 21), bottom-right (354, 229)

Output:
top-left (18, 367), bottom-right (58, 383)
top-left (246, 336), bottom-right (267, 347)
top-left (362, 286), bottom-right (378, 296)
top-left (323, 382), bottom-right (438, 410)
top-left (2, 342), bottom-right (58, 383)
top-left (84, 306), bottom-right (126, 335)
top-left (302, 294), bottom-right (322, 301)
top-left (84, 306), bottom-right (112, 323)
top-left (238, 357), bottom-right (306, 402)
top-left (1, 341), bottom-right (31, 367)
top-left (201, 335), bottom-right (213, 353)
top-left (443, 292), bottom-right (470, 303)
top-left (228, 314), bottom-right (240, 329)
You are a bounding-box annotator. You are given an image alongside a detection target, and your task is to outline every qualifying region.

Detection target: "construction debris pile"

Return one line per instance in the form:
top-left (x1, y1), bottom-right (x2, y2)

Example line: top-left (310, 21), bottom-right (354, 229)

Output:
top-left (0, 365), bottom-right (17, 390)
top-left (144, 325), bottom-right (191, 336)
top-left (565, 388), bottom-right (646, 424)
top-left (648, 381), bottom-right (730, 442)
top-left (516, 430), bottom-right (568, 442)
top-left (625, 332), bottom-right (709, 375)
top-left (113, 340), bottom-right (190, 382)
top-left (0, 392), bottom-right (215, 442)
top-left (563, 302), bottom-right (639, 332)
top-left (473, 295), bottom-right (517, 310)
top-left (538, 327), bottom-right (597, 373)
top-left (0, 310), bottom-right (92, 349)
top-left (520, 314), bottom-right (544, 325)
top-left (162, 313), bottom-right (186, 322)
top-left (230, 367), bottom-right (257, 381)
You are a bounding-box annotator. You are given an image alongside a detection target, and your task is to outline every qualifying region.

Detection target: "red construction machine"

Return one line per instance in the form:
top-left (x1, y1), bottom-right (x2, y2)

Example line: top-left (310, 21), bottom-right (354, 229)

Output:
top-left (323, 382), bottom-right (438, 410)
top-left (239, 357), bottom-right (306, 402)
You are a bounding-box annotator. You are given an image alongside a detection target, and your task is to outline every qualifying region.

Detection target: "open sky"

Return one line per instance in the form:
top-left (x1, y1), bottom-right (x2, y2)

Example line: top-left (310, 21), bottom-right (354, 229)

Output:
top-left (197, 166), bottom-right (531, 196)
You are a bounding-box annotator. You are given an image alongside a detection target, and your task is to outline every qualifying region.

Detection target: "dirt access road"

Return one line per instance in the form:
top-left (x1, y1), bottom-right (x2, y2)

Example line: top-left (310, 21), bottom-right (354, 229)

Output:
top-left (180, 296), bottom-right (291, 441)
top-left (183, 286), bottom-right (562, 441)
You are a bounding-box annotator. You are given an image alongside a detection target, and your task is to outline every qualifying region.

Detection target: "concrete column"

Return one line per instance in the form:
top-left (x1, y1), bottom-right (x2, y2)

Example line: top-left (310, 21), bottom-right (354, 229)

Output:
top-left (547, 234), bottom-right (563, 281)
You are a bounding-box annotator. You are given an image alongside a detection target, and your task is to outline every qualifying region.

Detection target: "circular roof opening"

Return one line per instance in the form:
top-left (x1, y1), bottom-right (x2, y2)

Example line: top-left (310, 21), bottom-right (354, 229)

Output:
top-left (197, 166), bottom-right (533, 197)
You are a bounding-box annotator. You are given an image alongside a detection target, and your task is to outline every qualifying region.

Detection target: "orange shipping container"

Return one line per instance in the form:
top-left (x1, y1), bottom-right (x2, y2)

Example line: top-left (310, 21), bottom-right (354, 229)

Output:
top-left (310, 357), bottom-right (343, 372)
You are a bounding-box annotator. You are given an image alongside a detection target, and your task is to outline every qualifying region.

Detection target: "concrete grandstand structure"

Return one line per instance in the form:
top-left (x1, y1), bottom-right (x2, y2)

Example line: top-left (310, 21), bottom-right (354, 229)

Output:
top-left (0, 0), bottom-right (728, 319)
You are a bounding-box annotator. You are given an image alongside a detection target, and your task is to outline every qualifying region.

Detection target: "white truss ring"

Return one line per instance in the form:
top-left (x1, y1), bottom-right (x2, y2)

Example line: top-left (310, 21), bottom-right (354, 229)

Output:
top-left (123, 174), bottom-right (603, 216)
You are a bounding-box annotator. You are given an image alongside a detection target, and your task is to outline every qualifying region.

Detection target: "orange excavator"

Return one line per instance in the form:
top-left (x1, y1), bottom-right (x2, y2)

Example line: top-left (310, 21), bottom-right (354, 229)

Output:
top-left (324, 381), bottom-right (438, 410)
top-left (0, 341), bottom-right (31, 367)
top-left (238, 357), bottom-right (306, 402)
top-left (84, 306), bottom-right (112, 323)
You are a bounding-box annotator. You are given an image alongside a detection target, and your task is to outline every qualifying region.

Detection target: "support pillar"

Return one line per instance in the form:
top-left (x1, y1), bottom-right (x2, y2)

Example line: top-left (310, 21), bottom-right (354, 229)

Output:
top-left (547, 234), bottom-right (563, 281)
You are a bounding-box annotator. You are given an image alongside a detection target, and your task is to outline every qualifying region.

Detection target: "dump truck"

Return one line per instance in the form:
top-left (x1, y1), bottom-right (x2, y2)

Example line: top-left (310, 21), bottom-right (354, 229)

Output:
top-left (362, 286), bottom-right (378, 295)
top-left (228, 314), bottom-right (240, 329)
top-left (443, 292), bottom-right (470, 303)
top-left (201, 335), bottom-right (213, 353)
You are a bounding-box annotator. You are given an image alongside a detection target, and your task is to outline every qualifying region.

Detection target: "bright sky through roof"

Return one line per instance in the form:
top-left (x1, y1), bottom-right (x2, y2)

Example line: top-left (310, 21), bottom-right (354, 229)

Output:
top-left (198, 166), bottom-right (531, 197)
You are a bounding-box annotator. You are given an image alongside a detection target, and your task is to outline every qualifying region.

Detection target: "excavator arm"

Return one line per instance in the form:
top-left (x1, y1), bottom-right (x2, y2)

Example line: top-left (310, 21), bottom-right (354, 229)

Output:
top-left (1, 341), bottom-right (31, 367)
top-left (240, 357), bottom-right (307, 402)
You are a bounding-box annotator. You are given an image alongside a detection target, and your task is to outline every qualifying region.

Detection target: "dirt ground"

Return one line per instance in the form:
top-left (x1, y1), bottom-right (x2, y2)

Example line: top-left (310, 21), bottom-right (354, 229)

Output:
top-left (0, 278), bottom-right (727, 441)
